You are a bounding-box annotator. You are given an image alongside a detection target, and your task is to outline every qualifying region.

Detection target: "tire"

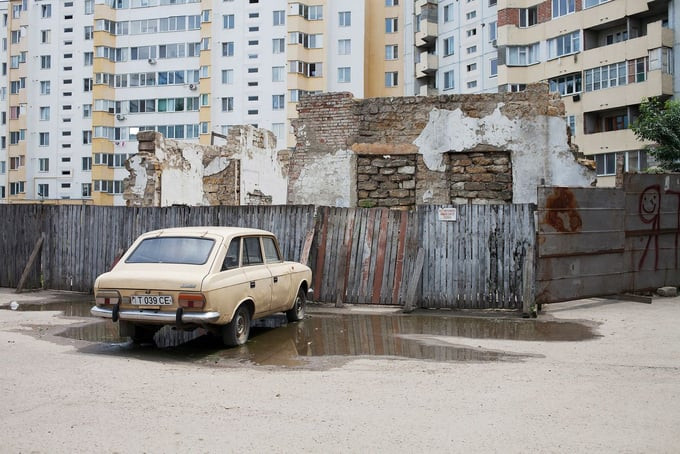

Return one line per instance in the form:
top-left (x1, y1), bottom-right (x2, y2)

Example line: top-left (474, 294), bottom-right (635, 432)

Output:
top-left (129, 324), bottom-right (159, 345)
top-left (286, 288), bottom-right (306, 323)
top-left (222, 305), bottom-right (251, 347)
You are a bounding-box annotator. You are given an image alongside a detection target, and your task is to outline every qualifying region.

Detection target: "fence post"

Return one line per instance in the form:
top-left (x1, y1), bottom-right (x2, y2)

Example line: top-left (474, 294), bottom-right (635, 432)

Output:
top-left (522, 243), bottom-right (536, 316)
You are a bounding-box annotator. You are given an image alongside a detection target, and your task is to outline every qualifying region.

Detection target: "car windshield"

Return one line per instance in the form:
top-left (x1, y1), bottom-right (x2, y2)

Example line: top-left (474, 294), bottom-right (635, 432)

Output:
top-left (126, 237), bottom-right (215, 265)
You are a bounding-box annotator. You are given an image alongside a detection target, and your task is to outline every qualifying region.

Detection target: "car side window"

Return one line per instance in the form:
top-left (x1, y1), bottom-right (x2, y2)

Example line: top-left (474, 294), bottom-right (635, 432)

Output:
top-left (221, 238), bottom-right (241, 271)
top-left (242, 236), bottom-right (263, 266)
top-left (262, 237), bottom-right (281, 263)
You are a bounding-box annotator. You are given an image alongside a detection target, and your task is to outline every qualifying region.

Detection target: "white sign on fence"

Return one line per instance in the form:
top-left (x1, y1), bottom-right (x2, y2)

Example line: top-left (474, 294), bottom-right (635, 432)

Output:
top-left (437, 207), bottom-right (457, 221)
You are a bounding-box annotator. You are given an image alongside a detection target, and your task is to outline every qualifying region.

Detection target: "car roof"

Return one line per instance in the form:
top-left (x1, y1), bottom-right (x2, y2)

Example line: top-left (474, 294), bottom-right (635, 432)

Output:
top-left (141, 226), bottom-right (274, 239)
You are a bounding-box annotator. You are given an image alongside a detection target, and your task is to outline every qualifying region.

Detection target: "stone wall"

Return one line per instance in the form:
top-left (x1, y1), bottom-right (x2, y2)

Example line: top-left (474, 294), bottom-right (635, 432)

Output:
top-left (449, 151), bottom-right (512, 203)
top-left (289, 84), bottom-right (596, 206)
top-left (357, 155), bottom-right (416, 208)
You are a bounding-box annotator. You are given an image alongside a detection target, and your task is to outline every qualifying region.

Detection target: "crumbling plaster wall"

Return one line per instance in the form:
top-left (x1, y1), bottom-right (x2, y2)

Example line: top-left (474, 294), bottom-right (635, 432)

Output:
top-left (125, 126), bottom-right (286, 207)
top-left (288, 85), bottom-right (596, 206)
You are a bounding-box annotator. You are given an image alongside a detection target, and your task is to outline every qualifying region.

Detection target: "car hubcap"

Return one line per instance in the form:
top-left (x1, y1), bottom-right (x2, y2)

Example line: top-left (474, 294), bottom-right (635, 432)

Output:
top-left (236, 314), bottom-right (246, 337)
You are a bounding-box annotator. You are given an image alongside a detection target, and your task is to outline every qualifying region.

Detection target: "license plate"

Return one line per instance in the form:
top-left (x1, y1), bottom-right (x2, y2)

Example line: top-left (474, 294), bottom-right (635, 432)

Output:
top-left (131, 295), bottom-right (173, 306)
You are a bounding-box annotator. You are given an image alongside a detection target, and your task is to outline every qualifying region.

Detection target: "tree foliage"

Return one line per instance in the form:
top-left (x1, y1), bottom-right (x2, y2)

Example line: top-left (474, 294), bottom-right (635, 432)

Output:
top-left (631, 97), bottom-right (680, 172)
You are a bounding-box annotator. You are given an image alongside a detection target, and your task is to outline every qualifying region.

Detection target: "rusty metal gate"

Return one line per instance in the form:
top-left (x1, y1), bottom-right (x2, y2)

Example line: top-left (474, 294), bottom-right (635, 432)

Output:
top-left (536, 174), bottom-right (680, 304)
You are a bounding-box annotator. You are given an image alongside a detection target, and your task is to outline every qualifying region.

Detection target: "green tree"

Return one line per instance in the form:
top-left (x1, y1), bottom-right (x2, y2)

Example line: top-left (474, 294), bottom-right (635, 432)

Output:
top-left (631, 97), bottom-right (680, 172)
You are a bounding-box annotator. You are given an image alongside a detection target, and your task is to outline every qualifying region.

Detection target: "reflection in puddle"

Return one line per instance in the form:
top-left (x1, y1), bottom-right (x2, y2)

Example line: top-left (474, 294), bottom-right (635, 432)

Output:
top-left (45, 302), bottom-right (601, 368)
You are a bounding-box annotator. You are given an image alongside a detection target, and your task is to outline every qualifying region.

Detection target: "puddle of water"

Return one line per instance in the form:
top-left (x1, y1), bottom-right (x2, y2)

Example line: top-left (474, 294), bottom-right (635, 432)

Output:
top-left (2, 301), bottom-right (94, 317)
top-left (10, 301), bottom-right (601, 368)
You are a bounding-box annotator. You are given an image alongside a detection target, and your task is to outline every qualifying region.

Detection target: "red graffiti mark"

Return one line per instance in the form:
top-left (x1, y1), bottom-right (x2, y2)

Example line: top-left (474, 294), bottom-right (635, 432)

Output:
top-left (638, 185), bottom-right (661, 270)
top-left (666, 189), bottom-right (680, 269)
top-left (544, 188), bottom-right (582, 233)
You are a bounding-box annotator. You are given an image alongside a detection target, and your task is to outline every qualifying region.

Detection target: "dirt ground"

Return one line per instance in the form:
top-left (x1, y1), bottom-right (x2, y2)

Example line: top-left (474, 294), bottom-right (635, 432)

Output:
top-left (0, 289), bottom-right (679, 453)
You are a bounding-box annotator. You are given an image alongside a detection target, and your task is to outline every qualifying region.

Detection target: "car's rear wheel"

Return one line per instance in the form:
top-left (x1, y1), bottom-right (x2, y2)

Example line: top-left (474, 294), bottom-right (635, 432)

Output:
top-left (129, 324), bottom-right (159, 345)
top-left (222, 305), bottom-right (251, 347)
top-left (286, 288), bottom-right (306, 323)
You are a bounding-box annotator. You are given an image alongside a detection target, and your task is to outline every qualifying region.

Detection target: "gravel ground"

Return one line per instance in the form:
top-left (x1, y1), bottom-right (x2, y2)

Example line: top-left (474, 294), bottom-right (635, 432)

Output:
top-left (0, 289), bottom-right (679, 453)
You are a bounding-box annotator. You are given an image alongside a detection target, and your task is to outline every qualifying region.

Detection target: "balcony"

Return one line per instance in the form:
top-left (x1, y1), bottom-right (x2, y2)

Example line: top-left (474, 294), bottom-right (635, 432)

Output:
top-left (578, 128), bottom-right (651, 155)
top-left (416, 52), bottom-right (438, 78)
top-left (415, 19), bottom-right (438, 47)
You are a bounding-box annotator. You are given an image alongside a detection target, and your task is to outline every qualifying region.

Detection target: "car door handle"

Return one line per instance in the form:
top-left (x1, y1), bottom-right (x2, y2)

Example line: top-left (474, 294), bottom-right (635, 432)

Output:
top-left (273, 276), bottom-right (278, 283)
top-left (250, 281), bottom-right (256, 288)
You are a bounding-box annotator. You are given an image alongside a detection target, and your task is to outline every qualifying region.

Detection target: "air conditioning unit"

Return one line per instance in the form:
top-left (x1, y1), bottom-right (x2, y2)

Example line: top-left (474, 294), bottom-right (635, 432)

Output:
top-left (189, 83), bottom-right (197, 91)
top-left (148, 58), bottom-right (156, 65)
top-left (116, 114), bottom-right (126, 120)
top-left (491, 39), bottom-right (497, 48)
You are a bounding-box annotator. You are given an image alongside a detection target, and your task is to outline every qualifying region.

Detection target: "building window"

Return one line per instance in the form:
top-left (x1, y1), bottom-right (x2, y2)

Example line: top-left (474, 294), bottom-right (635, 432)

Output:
top-left (222, 97), bottom-right (234, 112)
top-left (83, 130), bottom-right (92, 144)
top-left (84, 0), bottom-right (94, 14)
top-left (519, 7), bottom-right (537, 27)
top-left (223, 14), bottom-right (234, 29)
top-left (41, 55), bottom-right (51, 69)
top-left (604, 113), bottom-right (628, 132)
top-left (625, 150), bottom-right (648, 172)
top-left (552, 0), bottom-right (575, 18)
top-left (443, 36), bottom-right (454, 56)
top-left (489, 58), bottom-right (498, 77)
top-left (273, 10), bottom-right (285, 25)
top-left (40, 30), bottom-right (50, 44)
top-left (82, 183), bottom-right (92, 198)
top-left (507, 43), bottom-right (539, 66)
top-left (39, 158), bottom-right (49, 172)
top-left (467, 80), bottom-right (478, 89)
top-left (41, 81), bottom-right (51, 95)
top-left (508, 83), bottom-right (527, 92)
top-left (467, 28), bottom-right (477, 37)
top-left (467, 46), bottom-right (477, 54)
top-left (84, 52), bottom-right (93, 66)
top-left (549, 73), bottom-right (582, 96)
top-left (222, 42), bottom-right (234, 57)
top-left (444, 70), bottom-right (455, 90)
top-left (10, 182), bottom-right (25, 195)
top-left (467, 63), bottom-right (477, 72)
top-left (222, 69), bottom-right (234, 84)
top-left (547, 31), bottom-right (580, 59)
top-left (272, 66), bottom-right (285, 82)
top-left (83, 78), bottom-right (93, 92)
top-left (41, 4), bottom-right (51, 18)
top-left (338, 67), bottom-right (351, 83)
top-left (385, 18), bottom-right (398, 33)
top-left (595, 152), bottom-right (616, 176)
top-left (82, 157), bottom-right (92, 171)
top-left (466, 11), bottom-right (476, 20)
top-left (83, 104), bottom-right (92, 118)
top-left (37, 184), bottom-right (49, 198)
top-left (489, 0), bottom-right (497, 5)
top-left (585, 0), bottom-right (610, 8)
top-left (385, 44), bottom-right (398, 60)
top-left (338, 39), bottom-right (351, 55)
top-left (584, 61), bottom-right (629, 92)
top-left (566, 115), bottom-right (576, 137)
top-left (40, 107), bottom-right (50, 121)
top-left (339, 11), bottom-right (351, 27)
top-left (385, 71), bottom-right (398, 87)
top-left (489, 21), bottom-right (497, 42)
top-left (272, 94), bottom-right (285, 110)
top-left (39, 132), bottom-right (50, 146)
top-left (386, 0), bottom-right (399, 5)
top-left (443, 4), bottom-right (454, 22)
top-left (273, 38), bottom-right (285, 53)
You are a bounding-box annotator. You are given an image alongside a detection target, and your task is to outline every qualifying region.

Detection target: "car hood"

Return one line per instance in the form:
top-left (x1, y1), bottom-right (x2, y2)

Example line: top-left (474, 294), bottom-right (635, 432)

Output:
top-left (96, 268), bottom-right (208, 292)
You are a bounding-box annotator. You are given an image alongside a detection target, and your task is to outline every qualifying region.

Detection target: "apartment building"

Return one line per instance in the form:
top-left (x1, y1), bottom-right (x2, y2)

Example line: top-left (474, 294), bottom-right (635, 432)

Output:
top-left (1, 0), bottom-right (403, 205)
top-left (497, 0), bottom-right (675, 185)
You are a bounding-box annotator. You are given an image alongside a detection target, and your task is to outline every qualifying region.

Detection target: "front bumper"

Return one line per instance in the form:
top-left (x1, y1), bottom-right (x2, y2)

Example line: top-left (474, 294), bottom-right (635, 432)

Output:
top-left (91, 305), bottom-right (221, 324)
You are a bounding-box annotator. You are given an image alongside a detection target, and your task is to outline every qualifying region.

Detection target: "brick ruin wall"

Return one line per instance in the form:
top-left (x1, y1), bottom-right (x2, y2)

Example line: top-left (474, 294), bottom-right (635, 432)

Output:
top-left (288, 84), bottom-right (591, 207)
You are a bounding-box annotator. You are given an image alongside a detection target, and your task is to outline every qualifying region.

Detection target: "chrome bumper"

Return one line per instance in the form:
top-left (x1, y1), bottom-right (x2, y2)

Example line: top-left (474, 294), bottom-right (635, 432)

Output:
top-left (90, 306), bottom-right (221, 324)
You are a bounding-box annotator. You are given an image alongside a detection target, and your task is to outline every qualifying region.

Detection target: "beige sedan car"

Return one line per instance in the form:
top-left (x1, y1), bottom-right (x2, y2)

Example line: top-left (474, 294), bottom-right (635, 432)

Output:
top-left (91, 227), bottom-right (312, 347)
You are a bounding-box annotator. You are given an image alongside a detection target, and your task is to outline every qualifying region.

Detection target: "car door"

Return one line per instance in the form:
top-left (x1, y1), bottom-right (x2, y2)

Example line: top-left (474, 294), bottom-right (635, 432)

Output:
top-left (241, 236), bottom-right (272, 315)
top-left (262, 235), bottom-right (293, 312)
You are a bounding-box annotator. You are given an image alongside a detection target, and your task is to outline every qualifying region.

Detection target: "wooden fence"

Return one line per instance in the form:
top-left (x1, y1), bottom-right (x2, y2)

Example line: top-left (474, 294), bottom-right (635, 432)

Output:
top-left (0, 203), bottom-right (536, 310)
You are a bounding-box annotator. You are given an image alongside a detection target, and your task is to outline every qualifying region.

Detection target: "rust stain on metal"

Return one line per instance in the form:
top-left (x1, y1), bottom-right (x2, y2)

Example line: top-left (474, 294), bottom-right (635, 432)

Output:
top-left (543, 187), bottom-right (582, 233)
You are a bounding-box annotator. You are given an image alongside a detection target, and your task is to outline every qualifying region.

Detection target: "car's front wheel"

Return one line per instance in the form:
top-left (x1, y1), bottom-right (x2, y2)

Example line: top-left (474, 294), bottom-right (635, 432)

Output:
top-left (286, 288), bottom-right (306, 323)
top-left (221, 305), bottom-right (251, 347)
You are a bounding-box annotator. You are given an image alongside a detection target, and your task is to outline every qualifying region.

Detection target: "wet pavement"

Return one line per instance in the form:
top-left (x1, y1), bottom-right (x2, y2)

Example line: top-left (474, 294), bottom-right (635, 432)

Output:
top-left (1, 299), bottom-right (601, 369)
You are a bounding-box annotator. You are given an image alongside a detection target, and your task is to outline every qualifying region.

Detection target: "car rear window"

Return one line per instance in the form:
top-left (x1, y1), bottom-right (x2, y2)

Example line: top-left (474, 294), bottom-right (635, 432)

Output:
top-left (126, 237), bottom-right (215, 265)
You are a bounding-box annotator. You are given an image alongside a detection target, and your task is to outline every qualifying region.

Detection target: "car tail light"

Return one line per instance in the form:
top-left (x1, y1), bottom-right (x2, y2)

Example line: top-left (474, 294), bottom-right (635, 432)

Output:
top-left (178, 293), bottom-right (205, 309)
top-left (96, 291), bottom-right (120, 306)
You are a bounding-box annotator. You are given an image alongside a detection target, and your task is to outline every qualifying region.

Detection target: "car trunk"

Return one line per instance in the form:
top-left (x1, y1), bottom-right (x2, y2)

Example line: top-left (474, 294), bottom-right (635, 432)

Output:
top-left (96, 268), bottom-right (209, 293)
